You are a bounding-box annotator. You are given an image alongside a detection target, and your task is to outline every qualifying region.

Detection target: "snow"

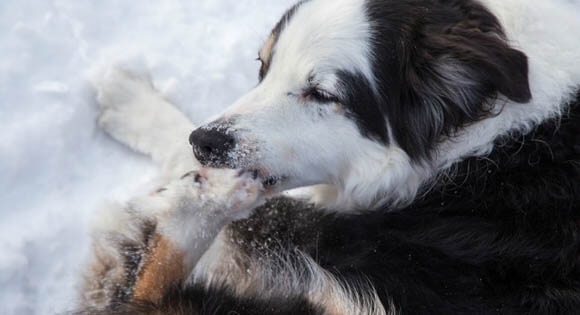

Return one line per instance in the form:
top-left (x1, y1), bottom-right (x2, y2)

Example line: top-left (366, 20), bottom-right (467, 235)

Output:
top-left (0, 1), bottom-right (294, 313)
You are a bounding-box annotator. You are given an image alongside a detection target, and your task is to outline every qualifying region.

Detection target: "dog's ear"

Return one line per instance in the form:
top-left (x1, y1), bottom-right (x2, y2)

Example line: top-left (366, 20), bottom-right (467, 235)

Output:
top-left (391, 25), bottom-right (531, 155)
top-left (427, 26), bottom-right (532, 104)
top-left (388, 20), bottom-right (531, 160)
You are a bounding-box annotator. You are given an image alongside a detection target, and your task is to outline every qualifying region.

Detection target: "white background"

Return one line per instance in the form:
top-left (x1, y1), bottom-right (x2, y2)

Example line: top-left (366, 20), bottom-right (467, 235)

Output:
top-left (0, 1), bottom-right (294, 313)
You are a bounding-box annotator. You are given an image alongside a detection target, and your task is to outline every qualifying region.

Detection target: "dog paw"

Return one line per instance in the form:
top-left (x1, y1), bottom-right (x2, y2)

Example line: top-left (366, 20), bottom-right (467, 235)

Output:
top-left (94, 67), bottom-right (158, 133)
top-left (181, 169), bottom-right (263, 220)
top-left (94, 67), bottom-right (155, 110)
top-left (132, 169), bottom-right (263, 225)
top-left (227, 170), bottom-right (263, 216)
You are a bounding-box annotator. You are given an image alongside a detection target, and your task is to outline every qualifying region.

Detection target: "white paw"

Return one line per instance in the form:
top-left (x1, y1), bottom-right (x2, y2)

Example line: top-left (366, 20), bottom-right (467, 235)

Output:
top-left (94, 67), bottom-right (155, 110)
top-left (225, 170), bottom-right (263, 215)
top-left (180, 169), bottom-right (263, 219)
top-left (94, 67), bottom-right (159, 134)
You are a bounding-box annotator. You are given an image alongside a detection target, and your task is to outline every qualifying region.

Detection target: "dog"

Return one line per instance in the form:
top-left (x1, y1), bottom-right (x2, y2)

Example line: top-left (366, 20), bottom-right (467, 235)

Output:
top-left (78, 0), bottom-right (580, 314)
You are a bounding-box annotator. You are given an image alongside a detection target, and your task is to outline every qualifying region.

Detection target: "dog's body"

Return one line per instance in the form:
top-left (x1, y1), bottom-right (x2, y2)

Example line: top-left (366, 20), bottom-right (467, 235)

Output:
top-left (79, 0), bottom-right (580, 314)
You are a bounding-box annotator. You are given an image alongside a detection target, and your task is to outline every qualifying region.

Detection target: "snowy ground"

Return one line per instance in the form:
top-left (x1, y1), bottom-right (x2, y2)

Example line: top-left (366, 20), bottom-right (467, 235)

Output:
top-left (0, 1), bottom-right (294, 313)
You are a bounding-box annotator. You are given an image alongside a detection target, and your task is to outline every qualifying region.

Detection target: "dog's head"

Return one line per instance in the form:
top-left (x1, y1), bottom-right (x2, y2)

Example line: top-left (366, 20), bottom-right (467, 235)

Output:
top-left (190, 0), bottom-right (531, 208)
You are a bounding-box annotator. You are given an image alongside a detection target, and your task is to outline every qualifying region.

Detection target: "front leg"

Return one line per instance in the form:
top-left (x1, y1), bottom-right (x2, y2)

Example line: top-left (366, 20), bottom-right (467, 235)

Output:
top-left (80, 168), bottom-right (263, 308)
top-left (94, 67), bottom-right (198, 174)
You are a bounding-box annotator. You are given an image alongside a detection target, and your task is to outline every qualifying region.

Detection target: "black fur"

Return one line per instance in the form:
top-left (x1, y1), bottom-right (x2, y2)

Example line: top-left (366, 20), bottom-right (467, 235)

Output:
top-left (335, 70), bottom-right (391, 144)
top-left (364, 0), bottom-right (531, 161)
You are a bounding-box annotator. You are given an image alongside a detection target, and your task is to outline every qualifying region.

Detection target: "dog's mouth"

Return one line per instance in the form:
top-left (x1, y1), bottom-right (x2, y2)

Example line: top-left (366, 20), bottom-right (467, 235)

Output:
top-left (262, 176), bottom-right (282, 187)
top-left (240, 169), bottom-right (284, 188)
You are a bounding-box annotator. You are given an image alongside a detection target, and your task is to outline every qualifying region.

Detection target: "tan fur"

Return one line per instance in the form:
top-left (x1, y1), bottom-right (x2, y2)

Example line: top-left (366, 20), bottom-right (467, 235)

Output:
top-left (133, 234), bottom-right (187, 302)
top-left (259, 34), bottom-right (277, 67)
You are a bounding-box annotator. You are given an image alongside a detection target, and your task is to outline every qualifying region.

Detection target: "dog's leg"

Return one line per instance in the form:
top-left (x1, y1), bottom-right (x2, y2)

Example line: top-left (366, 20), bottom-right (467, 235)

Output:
top-left (80, 169), bottom-right (262, 309)
top-left (79, 201), bottom-right (156, 309)
top-left (131, 170), bottom-right (261, 302)
top-left (94, 67), bottom-right (199, 175)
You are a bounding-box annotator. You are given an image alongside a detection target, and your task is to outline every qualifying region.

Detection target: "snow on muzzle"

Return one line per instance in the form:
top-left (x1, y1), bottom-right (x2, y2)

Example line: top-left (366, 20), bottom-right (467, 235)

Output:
top-left (189, 120), bottom-right (281, 187)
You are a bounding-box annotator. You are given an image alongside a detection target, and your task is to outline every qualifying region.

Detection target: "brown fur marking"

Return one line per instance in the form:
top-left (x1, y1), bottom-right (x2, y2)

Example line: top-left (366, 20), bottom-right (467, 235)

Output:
top-left (132, 234), bottom-right (187, 303)
top-left (260, 34), bottom-right (276, 65)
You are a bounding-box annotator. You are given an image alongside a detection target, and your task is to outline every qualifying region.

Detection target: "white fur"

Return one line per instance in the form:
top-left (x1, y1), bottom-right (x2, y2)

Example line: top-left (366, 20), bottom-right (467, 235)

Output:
top-left (94, 67), bottom-right (199, 182)
top-left (84, 69), bottom-right (266, 308)
top-left (92, 67), bottom-right (232, 269)
top-left (137, 168), bottom-right (262, 266)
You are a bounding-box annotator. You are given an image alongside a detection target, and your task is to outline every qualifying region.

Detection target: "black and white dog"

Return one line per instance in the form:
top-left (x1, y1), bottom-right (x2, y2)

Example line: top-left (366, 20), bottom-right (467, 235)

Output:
top-left (79, 0), bottom-right (580, 314)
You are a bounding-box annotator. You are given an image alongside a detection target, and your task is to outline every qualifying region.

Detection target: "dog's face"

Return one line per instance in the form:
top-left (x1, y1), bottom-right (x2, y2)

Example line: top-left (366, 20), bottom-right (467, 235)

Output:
top-left (190, 0), bottom-right (531, 207)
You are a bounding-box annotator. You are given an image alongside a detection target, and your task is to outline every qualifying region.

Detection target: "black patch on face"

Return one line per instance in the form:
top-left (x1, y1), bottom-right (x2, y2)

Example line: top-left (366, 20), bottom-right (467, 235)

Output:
top-left (362, 0), bottom-right (531, 161)
top-left (335, 70), bottom-right (390, 144)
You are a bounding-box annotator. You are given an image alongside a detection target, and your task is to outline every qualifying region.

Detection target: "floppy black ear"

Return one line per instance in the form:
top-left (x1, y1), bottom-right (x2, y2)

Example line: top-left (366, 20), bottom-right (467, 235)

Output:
top-left (409, 27), bottom-right (532, 131)
top-left (430, 26), bottom-right (532, 104)
top-left (389, 19), bottom-right (531, 161)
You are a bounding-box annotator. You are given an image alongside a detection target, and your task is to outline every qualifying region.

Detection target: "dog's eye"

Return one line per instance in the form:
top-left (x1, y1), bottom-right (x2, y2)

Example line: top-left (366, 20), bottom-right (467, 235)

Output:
top-left (303, 87), bottom-right (339, 103)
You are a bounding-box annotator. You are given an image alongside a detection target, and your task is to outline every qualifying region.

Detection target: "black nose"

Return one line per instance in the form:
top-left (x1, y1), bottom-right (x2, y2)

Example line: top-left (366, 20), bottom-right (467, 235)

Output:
top-left (189, 127), bottom-right (236, 167)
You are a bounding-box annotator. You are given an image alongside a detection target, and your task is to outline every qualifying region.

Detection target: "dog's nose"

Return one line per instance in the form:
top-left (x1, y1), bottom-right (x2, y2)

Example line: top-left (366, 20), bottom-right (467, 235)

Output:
top-left (189, 127), bottom-right (236, 166)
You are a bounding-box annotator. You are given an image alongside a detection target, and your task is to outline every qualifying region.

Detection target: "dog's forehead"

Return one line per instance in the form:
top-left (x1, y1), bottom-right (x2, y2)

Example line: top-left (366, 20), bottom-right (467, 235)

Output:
top-left (260, 0), bottom-right (375, 86)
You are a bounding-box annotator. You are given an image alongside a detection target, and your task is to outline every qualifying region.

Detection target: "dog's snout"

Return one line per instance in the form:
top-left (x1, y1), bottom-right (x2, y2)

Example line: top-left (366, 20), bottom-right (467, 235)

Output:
top-left (189, 127), bottom-right (236, 166)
